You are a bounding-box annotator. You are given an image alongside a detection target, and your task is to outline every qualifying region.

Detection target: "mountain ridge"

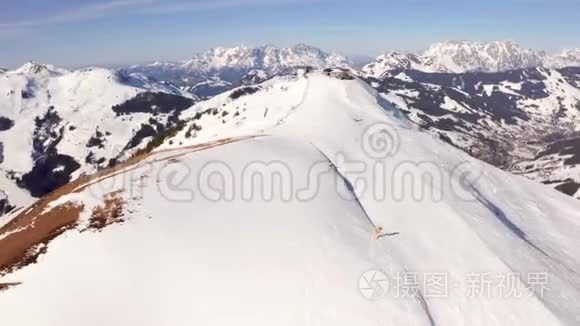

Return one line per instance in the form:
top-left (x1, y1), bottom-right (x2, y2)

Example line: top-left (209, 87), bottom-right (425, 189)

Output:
top-left (363, 40), bottom-right (580, 78)
top-left (0, 63), bottom-right (197, 217)
top-left (124, 43), bottom-right (352, 97)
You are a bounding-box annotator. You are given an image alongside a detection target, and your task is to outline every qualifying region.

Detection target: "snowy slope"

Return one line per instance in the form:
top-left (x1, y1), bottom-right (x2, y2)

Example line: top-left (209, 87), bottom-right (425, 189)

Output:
top-left (1, 71), bottom-right (579, 325)
top-left (0, 62), bottom-right (197, 217)
top-left (125, 44), bottom-right (352, 96)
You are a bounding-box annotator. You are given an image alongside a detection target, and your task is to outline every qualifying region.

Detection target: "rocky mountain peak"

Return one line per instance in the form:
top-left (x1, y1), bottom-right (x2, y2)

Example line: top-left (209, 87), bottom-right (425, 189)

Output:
top-left (12, 61), bottom-right (68, 76)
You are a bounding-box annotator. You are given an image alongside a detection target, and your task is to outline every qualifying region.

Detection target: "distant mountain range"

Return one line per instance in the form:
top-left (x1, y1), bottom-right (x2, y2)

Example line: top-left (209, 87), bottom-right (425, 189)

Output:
top-left (122, 41), bottom-right (580, 97)
top-left (363, 41), bottom-right (580, 78)
top-left (124, 44), bottom-right (351, 98)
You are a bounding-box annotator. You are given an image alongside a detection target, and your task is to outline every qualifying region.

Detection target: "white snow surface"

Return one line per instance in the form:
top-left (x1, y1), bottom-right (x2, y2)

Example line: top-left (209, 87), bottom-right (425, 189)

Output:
top-left (1, 73), bottom-right (579, 325)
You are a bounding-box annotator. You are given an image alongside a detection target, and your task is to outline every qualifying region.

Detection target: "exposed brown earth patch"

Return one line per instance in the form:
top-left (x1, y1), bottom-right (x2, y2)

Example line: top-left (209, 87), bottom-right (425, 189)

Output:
top-left (0, 136), bottom-right (258, 278)
top-left (84, 191), bottom-right (127, 232)
top-left (0, 282), bottom-right (22, 293)
top-left (0, 202), bottom-right (84, 276)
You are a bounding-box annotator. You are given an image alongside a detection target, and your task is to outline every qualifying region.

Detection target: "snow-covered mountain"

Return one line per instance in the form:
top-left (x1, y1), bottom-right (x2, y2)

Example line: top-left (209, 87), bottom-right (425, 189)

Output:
top-left (548, 49), bottom-right (580, 68)
top-left (371, 66), bottom-right (580, 198)
top-left (363, 41), bottom-right (580, 78)
top-left (125, 44), bottom-right (352, 97)
top-left (1, 70), bottom-right (579, 325)
top-left (11, 62), bottom-right (70, 76)
top-left (423, 40), bottom-right (545, 73)
top-left (183, 43), bottom-right (350, 71)
top-left (0, 62), bottom-right (197, 217)
top-left (361, 52), bottom-right (442, 77)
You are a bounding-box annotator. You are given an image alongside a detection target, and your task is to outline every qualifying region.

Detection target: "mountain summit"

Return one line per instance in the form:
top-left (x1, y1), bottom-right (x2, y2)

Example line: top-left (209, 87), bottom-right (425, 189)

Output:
top-left (11, 61), bottom-right (69, 76)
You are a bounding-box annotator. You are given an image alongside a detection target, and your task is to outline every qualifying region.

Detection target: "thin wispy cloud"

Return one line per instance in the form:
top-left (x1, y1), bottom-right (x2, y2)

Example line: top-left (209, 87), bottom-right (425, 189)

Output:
top-left (141, 0), bottom-right (331, 14)
top-left (0, 0), bottom-right (329, 29)
top-left (0, 0), bottom-right (156, 28)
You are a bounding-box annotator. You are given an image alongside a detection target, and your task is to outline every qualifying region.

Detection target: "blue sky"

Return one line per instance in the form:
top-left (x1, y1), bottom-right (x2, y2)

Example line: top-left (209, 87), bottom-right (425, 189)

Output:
top-left (1, 0), bottom-right (579, 68)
